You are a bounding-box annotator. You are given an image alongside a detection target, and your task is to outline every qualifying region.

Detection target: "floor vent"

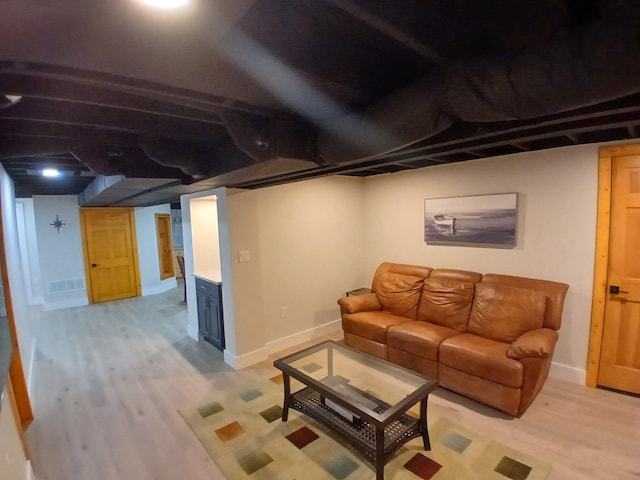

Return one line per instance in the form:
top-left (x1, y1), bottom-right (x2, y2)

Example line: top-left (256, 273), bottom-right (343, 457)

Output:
top-left (47, 278), bottom-right (85, 294)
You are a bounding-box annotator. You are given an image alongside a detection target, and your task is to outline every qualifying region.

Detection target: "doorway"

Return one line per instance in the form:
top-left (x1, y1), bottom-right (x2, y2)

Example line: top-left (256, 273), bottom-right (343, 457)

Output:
top-left (588, 144), bottom-right (640, 394)
top-left (155, 213), bottom-right (174, 280)
top-left (80, 207), bottom-right (141, 303)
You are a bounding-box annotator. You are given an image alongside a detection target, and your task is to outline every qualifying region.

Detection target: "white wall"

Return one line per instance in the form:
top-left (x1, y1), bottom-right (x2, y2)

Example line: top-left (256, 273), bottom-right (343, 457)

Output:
top-left (15, 199), bottom-right (42, 305)
top-left (32, 196), bottom-right (88, 310)
top-left (361, 144), bottom-right (599, 383)
top-left (257, 176), bottom-right (366, 342)
top-left (0, 164), bottom-right (31, 480)
top-left (190, 197), bottom-right (221, 275)
top-left (222, 176), bottom-right (365, 367)
top-left (134, 204), bottom-right (177, 296)
top-left (1, 171), bottom-right (35, 390)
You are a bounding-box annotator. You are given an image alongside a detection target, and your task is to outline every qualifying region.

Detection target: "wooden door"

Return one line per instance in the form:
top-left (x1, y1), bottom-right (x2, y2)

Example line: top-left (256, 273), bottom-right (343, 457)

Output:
top-left (81, 208), bottom-right (140, 303)
top-left (598, 153), bottom-right (640, 393)
top-left (155, 214), bottom-right (174, 280)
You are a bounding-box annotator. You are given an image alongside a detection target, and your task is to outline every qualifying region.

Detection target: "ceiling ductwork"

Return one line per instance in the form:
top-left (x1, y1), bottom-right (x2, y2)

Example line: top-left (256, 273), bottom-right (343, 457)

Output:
top-left (318, 13), bottom-right (640, 163)
top-left (219, 112), bottom-right (317, 164)
top-left (2, 1), bottom-right (640, 204)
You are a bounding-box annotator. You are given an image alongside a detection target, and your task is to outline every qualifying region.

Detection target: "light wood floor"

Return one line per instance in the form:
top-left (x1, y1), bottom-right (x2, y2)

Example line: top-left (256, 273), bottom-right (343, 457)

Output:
top-left (25, 285), bottom-right (640, 480)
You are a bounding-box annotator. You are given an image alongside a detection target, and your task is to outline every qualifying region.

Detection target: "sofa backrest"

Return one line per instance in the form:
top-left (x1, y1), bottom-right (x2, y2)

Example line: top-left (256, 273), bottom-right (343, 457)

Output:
top-left (429, 269), bottom-right (482, 284)
top-left (480, 274), bottom-right (569, 330)
top-left (414, 269), bottom-right (482, 331)
top-left (371, 262), bottom-right (432, 292)
top-left (371, 262), bottom-right (432, 319)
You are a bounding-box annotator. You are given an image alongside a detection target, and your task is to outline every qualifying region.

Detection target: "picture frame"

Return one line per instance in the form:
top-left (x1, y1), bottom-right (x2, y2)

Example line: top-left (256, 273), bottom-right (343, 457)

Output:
top-left (424, 193), bottom-right (518, 248)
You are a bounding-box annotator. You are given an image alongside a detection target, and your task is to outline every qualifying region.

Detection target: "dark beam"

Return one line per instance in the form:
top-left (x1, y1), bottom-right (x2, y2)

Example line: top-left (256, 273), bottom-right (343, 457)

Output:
top-left (0, 73), bottom-right (224, 125)
top-left (0, 61), bottom-right (275, 118)
top-left (0, 98), bottom-right (229, 144)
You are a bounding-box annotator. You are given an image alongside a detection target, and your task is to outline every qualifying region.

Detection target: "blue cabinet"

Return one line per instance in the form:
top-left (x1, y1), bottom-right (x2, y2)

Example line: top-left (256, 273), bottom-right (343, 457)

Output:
top-left (195, 278), bottom-right (225, 351)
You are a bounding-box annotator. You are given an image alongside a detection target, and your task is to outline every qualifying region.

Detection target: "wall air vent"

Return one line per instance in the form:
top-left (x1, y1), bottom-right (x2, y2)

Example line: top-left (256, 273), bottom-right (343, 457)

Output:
top-left (47, 278), bottom-right (85, 294)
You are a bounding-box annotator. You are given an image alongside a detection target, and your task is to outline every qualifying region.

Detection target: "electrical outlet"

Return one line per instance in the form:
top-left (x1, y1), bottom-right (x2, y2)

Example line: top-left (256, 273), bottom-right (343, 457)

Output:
top-left (280, 306), bottom-right (288, 318)
top-left (238, 250), bottom-right (250, 263)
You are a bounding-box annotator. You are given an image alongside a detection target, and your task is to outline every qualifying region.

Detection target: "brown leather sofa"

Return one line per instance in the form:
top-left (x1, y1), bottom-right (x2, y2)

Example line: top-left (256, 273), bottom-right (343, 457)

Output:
top-left (337, 262), bottom-right (569, 416)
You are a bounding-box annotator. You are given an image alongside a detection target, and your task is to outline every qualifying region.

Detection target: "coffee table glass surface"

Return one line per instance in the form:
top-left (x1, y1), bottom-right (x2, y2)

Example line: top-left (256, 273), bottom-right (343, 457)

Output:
top-left (275, 340), bottom-right (436, 423)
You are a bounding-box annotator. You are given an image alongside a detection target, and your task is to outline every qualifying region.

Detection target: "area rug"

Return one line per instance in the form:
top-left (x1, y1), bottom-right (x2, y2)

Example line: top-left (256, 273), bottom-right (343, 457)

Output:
top-left (178, 373), bottom-right (550, 480)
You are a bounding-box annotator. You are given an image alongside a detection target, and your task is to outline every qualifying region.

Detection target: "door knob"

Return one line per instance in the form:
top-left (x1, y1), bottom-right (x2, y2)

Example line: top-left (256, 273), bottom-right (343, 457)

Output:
top-left (91, 263), bottom-right (99, 267)
top-left (609, 285), bottom-right (629, 295)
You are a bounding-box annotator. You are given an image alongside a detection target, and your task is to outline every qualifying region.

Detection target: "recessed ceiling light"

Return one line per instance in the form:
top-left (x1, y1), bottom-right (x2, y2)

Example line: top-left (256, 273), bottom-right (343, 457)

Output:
top-left (42, 169), bottom-right (60, 177)
top-left (139, 0), bottom-right (189, 8)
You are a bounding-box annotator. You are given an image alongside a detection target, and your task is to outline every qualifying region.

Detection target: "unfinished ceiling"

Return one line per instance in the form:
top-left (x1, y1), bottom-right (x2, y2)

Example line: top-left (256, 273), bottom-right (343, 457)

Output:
top-left (1, 0), bottom-right (640, 206)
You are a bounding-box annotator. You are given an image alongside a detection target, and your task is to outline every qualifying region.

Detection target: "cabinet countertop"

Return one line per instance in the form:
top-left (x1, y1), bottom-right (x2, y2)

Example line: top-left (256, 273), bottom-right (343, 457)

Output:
top-left (193, 270), bottom-right (222, 284)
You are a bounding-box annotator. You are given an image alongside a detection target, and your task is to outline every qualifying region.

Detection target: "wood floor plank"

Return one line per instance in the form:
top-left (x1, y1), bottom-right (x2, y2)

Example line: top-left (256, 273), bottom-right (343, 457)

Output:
top-left (24, 285), bottom-right (640, 479)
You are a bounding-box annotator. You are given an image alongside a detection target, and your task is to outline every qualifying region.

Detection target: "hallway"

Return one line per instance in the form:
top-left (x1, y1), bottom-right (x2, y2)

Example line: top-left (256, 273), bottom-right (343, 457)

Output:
top-left (25, 285), bottom-right (234, 480)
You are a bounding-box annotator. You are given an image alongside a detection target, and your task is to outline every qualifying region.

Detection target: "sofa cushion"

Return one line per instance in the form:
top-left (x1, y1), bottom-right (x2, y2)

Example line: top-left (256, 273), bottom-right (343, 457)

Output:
top-left (417, 278), bottom-right (475, 331)
top-left (439, 333), bottom-right (523, 388)
top-left (342, 311), bottom-right (413, 343)
top-left (468, 283), bottom-right (546, 343)
top-left (388, 321), bottom-right (460, 361)
top-left (375, 272), bottom-right (424, 318)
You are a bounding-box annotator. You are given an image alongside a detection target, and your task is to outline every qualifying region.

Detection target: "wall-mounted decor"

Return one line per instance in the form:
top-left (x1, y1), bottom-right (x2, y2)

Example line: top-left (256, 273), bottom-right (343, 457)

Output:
top-left (424, 193), bottom-right (517, 248)
top-left (50, 214), bottom-right (66, 233)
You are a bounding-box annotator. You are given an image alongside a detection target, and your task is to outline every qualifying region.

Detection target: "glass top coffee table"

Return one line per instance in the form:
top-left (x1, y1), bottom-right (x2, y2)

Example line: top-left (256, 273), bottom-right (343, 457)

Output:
top-left (273, 340), bottom-right (438, 480)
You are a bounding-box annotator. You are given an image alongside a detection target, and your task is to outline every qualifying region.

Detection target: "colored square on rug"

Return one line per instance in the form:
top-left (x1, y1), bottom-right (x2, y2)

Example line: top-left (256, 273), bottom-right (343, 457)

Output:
top-left (286, 426), bottom-right (320, 449)
top-left (259, 405), bottom-right (283, 423)
top-left (239, 388), bottom-right (263, 402)
top-left (495, 456), bottom-right (533, 480)
top-left (322, 452), bottom-right (360, 480)
top-left (179, 374), bottom-right (552, 480)
top-left (404, 453), bottom-right (442, 479)
top-left (197, 401), bottom-right (223, 418)
top-left (215, 421), bottom-right (244, 442)
top-left (441, 431), bottom-right (472, 453)
top-left (301, 362), bottom-right (323, 374)
top-left (237, 449), bottom-right (273, 475)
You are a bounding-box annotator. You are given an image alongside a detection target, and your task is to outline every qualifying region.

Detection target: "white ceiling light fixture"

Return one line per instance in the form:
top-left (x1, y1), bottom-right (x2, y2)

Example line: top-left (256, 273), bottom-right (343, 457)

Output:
top-left (138, 0), bottom-right (190, 9)
top-left (42, 169), bottom-right (61, 177)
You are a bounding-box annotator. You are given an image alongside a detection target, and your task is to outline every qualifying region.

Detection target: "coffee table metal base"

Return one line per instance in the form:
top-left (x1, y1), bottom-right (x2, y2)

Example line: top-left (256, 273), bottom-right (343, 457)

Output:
top-left (281, 374), bottom-right (430, 480)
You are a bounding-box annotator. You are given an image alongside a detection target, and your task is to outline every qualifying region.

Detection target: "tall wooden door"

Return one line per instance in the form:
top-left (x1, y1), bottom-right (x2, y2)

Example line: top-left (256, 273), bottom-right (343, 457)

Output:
top-left (598, 153), bottom-right (640, 393)
top-left (155, 213), bottom-right (174, 280)
top-left (81, 208), bottom-right (140, 304)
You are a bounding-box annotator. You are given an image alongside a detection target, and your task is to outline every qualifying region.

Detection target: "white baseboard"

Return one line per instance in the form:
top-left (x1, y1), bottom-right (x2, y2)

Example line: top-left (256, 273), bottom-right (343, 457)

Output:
top-left (224, 347), bottom-right (268, 370)
top-left (221, 318), bottom-right (342, 370)
top-left (265, 318), bottom-right (342, 355)
top-left (550, 361), bottom-right (586, 384)
top-left (141, 280), bottom-right (177, 297)
top-left (27, 460), bottom-right (36, 480)
top-left (27, 295), bottom-right (43, 306)
top-left (42, 297), bottom-right (89, 311)
top-left (187, 324), bottom-right (199, 341)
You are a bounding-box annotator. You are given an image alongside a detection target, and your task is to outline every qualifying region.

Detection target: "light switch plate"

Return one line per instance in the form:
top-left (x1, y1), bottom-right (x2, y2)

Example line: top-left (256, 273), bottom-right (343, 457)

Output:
top-left (238, 250), bottom-right (250, 263)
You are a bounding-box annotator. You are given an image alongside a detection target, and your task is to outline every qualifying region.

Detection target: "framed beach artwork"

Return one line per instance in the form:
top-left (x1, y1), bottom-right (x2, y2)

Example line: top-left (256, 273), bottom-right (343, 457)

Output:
top-left (424, 193), bottom-right (518, 248)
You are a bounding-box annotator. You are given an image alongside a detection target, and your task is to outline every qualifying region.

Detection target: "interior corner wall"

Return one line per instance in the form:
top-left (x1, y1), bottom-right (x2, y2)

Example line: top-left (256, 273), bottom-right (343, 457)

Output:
top-left (33, 196), bottom-right (88, 310)
top-left (15, 199), bottom-right (43, 305)
top-left (134, 204), bottom-right (177, 296)
top-left (256, 176), bottom-right (366, 345)
top-left (224, 188), bottom-right (265, 361)
top-left (0, 165), bottom-right (31, 480)
top-left (361, 143), bottom-right (600, 382)
top-left (224, 176), bottom-right (364, 364)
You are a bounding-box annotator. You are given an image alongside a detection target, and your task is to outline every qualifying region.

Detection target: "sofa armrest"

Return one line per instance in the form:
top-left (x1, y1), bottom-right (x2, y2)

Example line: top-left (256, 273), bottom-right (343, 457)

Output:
top-left (507, 328), bottom-right (559, 359)
top-left (337, 293), bottom-right (381, 314)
